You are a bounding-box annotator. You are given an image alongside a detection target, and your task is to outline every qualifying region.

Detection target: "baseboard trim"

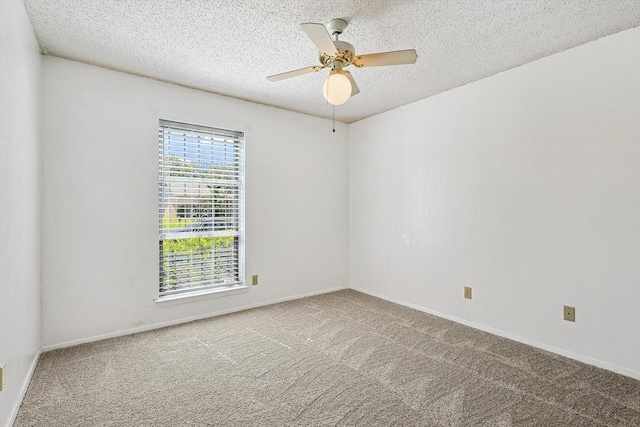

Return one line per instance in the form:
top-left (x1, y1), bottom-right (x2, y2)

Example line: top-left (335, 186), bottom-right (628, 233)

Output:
top-left (350, 286), bottom-right (640, 380)
top-left (6, 348), bottom-right (41, 427)
top-left (41, 286), bottom-right (348, 353)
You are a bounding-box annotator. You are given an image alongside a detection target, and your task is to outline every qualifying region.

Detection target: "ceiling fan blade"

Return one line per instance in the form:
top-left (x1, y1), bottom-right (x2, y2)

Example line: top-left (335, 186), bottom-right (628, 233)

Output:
top-left (343, 71), bottom-right (360, 96)
top-left (300, 23), bottom-right (338, 56)
top-left (353, 49), bottom-right (418, 67)
top-left (267, 66), bottom-right (322, 82)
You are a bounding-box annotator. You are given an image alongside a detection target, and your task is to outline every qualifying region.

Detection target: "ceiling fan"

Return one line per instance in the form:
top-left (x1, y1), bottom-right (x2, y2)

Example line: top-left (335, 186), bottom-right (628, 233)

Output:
top-left (267, 19), bottom-right (418, 106)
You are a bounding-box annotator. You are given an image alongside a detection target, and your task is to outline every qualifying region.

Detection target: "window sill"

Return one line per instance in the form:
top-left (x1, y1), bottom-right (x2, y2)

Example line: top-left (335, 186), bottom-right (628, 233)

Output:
top-left (155, 284), bottom-right (249, 307)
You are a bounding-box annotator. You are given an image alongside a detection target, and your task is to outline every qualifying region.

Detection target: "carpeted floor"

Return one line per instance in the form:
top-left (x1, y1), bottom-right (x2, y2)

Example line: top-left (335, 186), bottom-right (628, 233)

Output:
top-left (15, 290), bottom-right (640, 426)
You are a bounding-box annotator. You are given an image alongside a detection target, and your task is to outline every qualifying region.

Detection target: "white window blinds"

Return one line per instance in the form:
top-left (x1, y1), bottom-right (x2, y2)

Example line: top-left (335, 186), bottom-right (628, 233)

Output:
top-left (158, 120), bottom-right (244, 296)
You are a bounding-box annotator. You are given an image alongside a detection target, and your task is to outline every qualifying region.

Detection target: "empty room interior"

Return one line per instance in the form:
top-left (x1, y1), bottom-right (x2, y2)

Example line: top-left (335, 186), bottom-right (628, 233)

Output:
top-left (1, 0), bottom-right (639, 426)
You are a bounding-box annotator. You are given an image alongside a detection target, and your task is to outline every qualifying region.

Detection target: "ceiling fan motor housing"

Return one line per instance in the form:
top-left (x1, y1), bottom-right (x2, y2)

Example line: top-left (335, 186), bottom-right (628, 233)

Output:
top-left (320, 40), bottom-right (355, 66)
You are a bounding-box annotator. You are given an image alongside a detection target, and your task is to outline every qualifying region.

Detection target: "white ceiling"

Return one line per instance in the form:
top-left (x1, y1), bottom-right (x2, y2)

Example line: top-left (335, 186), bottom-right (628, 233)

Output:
top-left (23, 0), bottom-right (640, 123)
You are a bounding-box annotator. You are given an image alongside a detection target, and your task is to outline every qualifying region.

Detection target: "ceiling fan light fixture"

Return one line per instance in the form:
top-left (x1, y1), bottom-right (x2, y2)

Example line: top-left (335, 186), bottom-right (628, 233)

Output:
top-left (267, 19), bottom-right (417, 109)
top-left (322, 70), bottom-right (351, 105)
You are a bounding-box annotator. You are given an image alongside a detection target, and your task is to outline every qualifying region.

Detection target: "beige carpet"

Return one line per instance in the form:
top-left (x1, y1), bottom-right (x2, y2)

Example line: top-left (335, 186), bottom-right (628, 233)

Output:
top-left (15, 290), bottom-right (640, 426)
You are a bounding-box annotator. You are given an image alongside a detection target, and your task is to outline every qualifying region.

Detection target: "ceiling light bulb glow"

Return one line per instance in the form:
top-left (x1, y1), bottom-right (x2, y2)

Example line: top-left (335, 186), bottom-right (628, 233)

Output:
top-left (322, 71), bottom-right (351, 106)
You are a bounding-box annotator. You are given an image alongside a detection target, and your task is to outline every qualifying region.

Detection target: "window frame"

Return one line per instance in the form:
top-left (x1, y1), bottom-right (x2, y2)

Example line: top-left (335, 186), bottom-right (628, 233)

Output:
top-left (157, 119), bottom-right (246, 301)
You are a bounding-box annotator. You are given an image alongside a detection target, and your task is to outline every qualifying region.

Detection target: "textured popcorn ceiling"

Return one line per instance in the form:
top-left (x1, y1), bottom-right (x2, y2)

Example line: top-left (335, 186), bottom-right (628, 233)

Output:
top-left (23, 0), bottom-right (640, 123)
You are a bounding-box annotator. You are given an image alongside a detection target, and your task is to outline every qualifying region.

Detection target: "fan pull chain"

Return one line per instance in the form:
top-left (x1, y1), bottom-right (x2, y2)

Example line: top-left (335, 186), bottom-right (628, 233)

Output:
top-left (326, 76), bottom-right (336, 133)
top-left (333, 105), bottom-right (336, 133)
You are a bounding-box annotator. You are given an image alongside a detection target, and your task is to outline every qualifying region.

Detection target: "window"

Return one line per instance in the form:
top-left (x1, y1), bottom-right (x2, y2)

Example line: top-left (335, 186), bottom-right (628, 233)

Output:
top-left (158, 120), bottom-right (244, 297)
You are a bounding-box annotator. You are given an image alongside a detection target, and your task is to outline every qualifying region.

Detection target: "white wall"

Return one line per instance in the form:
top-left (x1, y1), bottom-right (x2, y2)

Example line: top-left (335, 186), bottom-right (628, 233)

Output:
top-left (349, 27), bottom-right (640, 378)
top-left (0, 1), bottom-right (42, 426)
top-left (41, 57), bottom-right (349, 348)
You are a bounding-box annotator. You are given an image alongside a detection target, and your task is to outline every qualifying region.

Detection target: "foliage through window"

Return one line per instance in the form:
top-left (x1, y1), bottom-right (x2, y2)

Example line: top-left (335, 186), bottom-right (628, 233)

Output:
top-left (158, 120), bottom-right (244, 296)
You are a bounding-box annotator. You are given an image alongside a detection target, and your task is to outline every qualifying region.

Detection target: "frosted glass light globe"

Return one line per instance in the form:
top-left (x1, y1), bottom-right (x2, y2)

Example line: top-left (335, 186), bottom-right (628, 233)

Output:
top-left (322, 72), bottom-right (352, 106)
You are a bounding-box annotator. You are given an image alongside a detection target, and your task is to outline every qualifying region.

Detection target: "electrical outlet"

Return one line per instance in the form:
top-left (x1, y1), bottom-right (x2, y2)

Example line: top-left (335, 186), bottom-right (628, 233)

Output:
top-left (0, 362), bottom-right (6, 391)
top-left (252, 275), bottom-right (258, 286)
top-left (564, 305), bottom-right (575, 322)
top-left (464, 286), bottom-right (472, 299)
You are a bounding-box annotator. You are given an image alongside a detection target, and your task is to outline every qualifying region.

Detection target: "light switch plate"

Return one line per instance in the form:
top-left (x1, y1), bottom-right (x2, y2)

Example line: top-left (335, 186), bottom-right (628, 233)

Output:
top-left (252, 275), bottom-right (258, 285)
top-left (564, 305), bottom-right (575, 322)
top-left (0, 362), bottom-right (6, 391)
top-left (464, 287), bottom-right (472, 299)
